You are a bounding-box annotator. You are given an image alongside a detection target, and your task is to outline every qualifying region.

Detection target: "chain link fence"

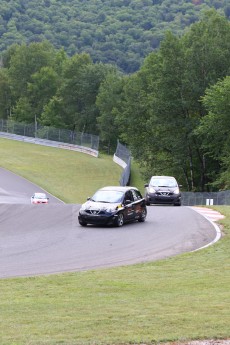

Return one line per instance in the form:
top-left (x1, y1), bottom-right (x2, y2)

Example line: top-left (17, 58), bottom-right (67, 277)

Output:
top-left (2, 119), bottom-right (230, 203)
top-left (0, 119), bottom-right (99, 155)
top-left (181, 190), bottom-right (230, 206)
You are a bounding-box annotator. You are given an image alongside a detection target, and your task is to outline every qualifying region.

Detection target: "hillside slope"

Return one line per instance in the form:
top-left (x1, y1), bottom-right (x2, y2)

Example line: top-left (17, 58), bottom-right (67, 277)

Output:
top-left (0, 0), bottom-right (229, 72)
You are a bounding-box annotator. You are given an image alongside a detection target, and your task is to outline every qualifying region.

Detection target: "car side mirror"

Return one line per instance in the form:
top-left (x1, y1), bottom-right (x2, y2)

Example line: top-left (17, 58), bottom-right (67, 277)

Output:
top-left (144, 184), bottom-right (149, 187)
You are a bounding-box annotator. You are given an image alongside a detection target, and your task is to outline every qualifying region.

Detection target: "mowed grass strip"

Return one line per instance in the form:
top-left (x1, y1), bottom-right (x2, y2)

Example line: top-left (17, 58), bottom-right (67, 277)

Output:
top-left (0, 138), bottom-right (123, 203)
top-left (0, 138), bottom-right (229, 344)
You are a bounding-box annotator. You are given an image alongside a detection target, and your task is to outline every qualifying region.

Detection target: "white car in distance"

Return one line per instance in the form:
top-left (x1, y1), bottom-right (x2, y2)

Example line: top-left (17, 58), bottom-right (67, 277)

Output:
top-left (31, 192), bottom-right (49, 204)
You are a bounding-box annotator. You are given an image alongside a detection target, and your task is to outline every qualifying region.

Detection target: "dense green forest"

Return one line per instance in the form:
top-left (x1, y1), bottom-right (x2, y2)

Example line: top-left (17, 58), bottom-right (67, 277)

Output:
top-left (0, 0), bottom-right (229, 73)
top-left (0, 8), bottom-right (229, 192)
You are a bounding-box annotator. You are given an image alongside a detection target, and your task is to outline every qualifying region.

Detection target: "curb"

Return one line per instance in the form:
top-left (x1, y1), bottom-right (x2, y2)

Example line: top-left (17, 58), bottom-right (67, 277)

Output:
top-left (189, 206), bottom-right (223, 252)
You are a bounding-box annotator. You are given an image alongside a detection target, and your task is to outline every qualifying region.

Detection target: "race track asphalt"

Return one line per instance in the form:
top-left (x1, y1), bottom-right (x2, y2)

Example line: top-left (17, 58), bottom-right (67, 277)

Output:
top-left (0, 167), bottom-right (218, 278)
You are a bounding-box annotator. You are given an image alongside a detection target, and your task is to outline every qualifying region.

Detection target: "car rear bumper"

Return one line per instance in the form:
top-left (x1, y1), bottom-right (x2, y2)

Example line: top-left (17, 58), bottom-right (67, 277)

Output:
top-left (31, 201), bottom-right (48, 204)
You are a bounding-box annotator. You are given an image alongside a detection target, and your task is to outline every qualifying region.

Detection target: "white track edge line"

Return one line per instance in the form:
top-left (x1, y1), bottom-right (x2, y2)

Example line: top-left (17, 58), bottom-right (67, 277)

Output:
top-left (188, 206), bottom-right (222, 252)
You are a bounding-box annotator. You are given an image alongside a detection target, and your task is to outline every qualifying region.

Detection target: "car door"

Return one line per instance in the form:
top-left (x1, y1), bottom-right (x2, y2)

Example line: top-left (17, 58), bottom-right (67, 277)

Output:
top-left (131, 189), bottom-right (144, 219)
top-left (123, 190), bottom-right (135, 222)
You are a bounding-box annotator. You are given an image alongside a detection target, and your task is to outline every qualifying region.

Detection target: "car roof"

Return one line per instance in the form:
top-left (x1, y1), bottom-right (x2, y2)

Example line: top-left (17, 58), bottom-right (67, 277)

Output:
top-left (34, 192), bottom-right (47, 196)
top-left (98, 186), bottom-right (138, 192)
top-left (151, 176), bottom-right (176, 179)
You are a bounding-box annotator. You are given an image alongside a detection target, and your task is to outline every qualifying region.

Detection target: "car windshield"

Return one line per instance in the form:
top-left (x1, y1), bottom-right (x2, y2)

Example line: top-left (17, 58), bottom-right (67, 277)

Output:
top-left (91, 190), bottom-right (124, 203)
top-left (35, 194), bottom-right (47, 199)
top-left (150, 178), bottom-right (177, 188)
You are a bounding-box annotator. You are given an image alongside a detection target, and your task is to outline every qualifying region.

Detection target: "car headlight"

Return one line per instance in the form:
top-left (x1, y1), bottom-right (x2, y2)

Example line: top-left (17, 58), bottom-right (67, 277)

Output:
top-left (149, 186), bottom-right (156, 193)
top-left (106, 204), bottom-right (122, 213)
top-left (173, 188), bottom-right (180, 195)
top-left (80, 203), bottom-right (87, 211)
top-left (106, 207), bottom-right (116, 213)
top-left (106, 205), bottom-right (118, 213)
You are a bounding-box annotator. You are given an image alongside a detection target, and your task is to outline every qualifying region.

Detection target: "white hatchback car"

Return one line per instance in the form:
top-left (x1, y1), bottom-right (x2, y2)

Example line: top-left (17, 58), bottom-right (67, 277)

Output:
top-left (31, 192), bottom-right (49, 204)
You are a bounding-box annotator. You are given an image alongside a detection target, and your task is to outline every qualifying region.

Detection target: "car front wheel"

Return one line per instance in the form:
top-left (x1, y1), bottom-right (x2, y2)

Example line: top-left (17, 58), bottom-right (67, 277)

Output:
top-left (115, 213), bottom-right (124, 227)
top-left (79, 219), bottom-right (87, 226)
top-left (174, 202), bottom-right (181, 206)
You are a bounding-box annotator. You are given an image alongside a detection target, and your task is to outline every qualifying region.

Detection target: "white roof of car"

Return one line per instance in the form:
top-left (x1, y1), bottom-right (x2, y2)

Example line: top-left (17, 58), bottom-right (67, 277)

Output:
top-left (151, 176), bottom-right (176, 179)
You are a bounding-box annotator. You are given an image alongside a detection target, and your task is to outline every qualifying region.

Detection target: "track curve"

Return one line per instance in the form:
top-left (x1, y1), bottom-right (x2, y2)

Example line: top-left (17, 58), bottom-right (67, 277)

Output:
top-left (0, 167), bottom-right (217, 278)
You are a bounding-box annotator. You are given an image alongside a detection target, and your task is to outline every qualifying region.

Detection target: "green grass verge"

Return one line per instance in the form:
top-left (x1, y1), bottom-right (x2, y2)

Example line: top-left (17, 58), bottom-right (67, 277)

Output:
top-left (0, 138), bottom-right (123, 203)
top-left (129, 159), bottom-right (146, 194)
top-left (0, 138), bottom-right (229, 345)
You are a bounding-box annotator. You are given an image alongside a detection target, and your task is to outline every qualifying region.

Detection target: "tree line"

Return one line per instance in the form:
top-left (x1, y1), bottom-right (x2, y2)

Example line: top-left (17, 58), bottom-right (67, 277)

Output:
top-left (0, 0), bottom-right (229, 73)
top-left (0, 10), bottom-right (229, 192)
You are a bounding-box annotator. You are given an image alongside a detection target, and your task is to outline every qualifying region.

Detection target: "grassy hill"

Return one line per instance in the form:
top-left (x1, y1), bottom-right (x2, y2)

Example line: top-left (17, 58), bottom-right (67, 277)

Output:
top-left (0, 138), bottom-right (124, 203)
top-left (0, 137), bottom-right (145, 202)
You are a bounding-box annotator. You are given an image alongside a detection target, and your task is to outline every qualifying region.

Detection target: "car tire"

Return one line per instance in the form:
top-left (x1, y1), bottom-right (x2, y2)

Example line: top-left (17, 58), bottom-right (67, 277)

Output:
top-left (79, 220), bottom-right (87, 226)
top-left (138, 208), bottom-right (147, 222)
top-left (115, 213), bottom-right (124, 227)
top-left (174, 202), bottom-right (181, 206)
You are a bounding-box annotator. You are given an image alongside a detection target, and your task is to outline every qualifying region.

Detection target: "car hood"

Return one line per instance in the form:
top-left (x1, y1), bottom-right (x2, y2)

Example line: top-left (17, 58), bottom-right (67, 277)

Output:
top-left (82, 200), bottom-right (121, 210)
